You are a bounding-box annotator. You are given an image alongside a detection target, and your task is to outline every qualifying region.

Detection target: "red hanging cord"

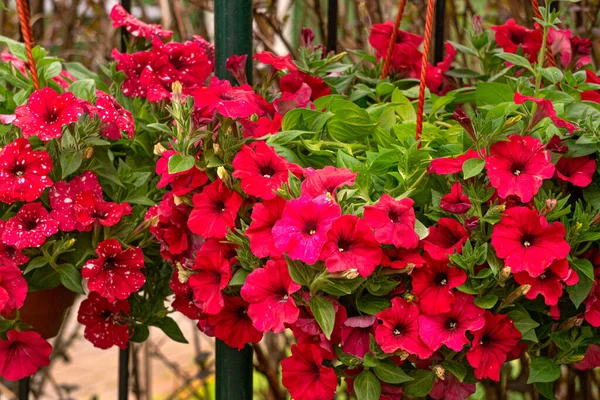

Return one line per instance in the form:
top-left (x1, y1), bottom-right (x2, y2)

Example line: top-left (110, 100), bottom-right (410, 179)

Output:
top-left (415, 0), bottom-right (436, 142)
top-left (530, 0), bottom-right (557, 67)
top-left (16, 0), bottom-right (40, 90)
top-left (381, 0), bottom-right (408, 79)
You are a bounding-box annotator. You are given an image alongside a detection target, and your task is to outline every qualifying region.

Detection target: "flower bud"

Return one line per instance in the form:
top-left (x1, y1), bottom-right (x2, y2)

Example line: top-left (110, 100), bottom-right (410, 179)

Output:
top-left (217, 166), bottom-right (230, 184)
top-left (225, 54), bottom-right (248, 85)
top-left (300, 28), bottom-right (315, 49)
top-left (82, 147), bottom-right (94, 160)
top-left (453, 108), bottom-right (477, 142)
top-left (472, 15), bottom-right (484, 35)
top-left (176, 262), bottom-right (196, 283)
top-left (499, 266), bottom-right (512, 283)
top-left (505, 115), bottom-right (522, 128)
top-left (403, 292), bottom-right (416, 303)
top-left (64, 238), bottom-right (76, 250)
top-left (557, 315), bottom-right (584, 331)
top-left (433, 365), bottom-right (446, 380)
top-left (154, 143), bottom-right (168, 156)
top-left (464, 216), bottom-right (479, 231)
top-left (328, 269), bottom-right (360, 280)
top-left (592, 213), bottom-right (600, 226)
top-left (541, 199), bottom-right (557, 216)
top-left (172, 81), bottom-right (183, 103)
top-left (504, 284), bottom-right (531, 306)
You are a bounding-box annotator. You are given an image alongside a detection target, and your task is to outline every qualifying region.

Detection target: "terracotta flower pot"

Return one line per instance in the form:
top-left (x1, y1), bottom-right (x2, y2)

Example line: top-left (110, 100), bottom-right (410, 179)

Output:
top-left (13, 286), bottom-right (78, 339)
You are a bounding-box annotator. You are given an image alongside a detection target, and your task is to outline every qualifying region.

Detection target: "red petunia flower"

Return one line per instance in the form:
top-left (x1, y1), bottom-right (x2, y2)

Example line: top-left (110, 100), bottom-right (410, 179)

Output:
top-left (319, 214), bottom-right (383, 277)
top-left (273, 83), bottom-right (312, 115)
top-left (0, 330), bottom-right (52, 381)
top-left (110, 4), bottom-right (173, 39)
top-left (546, 135), bottom-right (569, 154)
top-left (486, 134), bottom-right (555, 203)
top-left (490, 19), bottom-right (542, 62)
top-left (575, 345), bottom-right (600, 371)
top-left (232, 142), bottom-right (302, 200)
top-left (147, 193), bottom-right (191, 260)
top-left (290, 300), bottom-right (348, 357)
top-left (514, 258), bottom-right (578, 306)
top-left (422, 217), bottom-right (469, 261)
top-left (381, 247), bottom-right (425, 270)
top-left (50, 171), bottom-right (104, 232)
top-left (112, 50), bottom-right (162, 99)
top-left (428, 148), bottom-right (483, 175)
top-left (0, 138), bottom-right (52, 204)
top-left (83, 239), bottom-right (146, 302)
top-left (254, 51), bottom-right (298, 71)
top-left (241, 259), bottom-right (302, 333)
top-left (363, 194), bottom-right (420, 249)
top-left (0, 263), bottom-right (27, 316)
top-left (207, 296), bottom-right (263, 349)
top-left (170, 270), bottom-right (201, 320)
top-left (279, 71), bottom-right (331, 100)
top-left (77, 291), bottom-right (131, 350)
top-left (340, 315), bottom-right (376, 358)
top-left (95, 91), bottom-right (135, 140)
top-left (491, 206), bottom-right (570, 277)
top-left (411, 256), bottom-right (467, 315)
top-left (240, 114), bottom-right (283, 138)
top-left (582, 70), bottom-right (600, 103)
top-left (0, 222), bottom-right (29, 266)
top-left (369, 21), bottom-right (422, 75)
top-left (187, 179), bottom-right (243, 239)
top-left (2, 203), bottom-right (58, 249)
top-left (194, 77), bottom-right (262, 119)
top-left (466, 312), bottom-right (522, 381)
top-left (245, 197), bottom-right (286, 259)
top-left (418, 292), bottom-right (485, 351)
top-left (555, 156), bottom-right (596, 187)
top-left (584, 280), bottom-right (600, 327)
top-left (301, 166), bottom-right (358, 198)
top-left (375, 297), bottom-right (432, 359)
top-left (14, 88), bottom-right (85, 141)
top-left (426, 43), bottom-right (457, 95)
top-left (430, 373), bottom-right (476, 400)
top-left (272, 194), bottom-right (341, 264)
top-left (514, 93), bottom-right (577, 134)
top-left (440, 182), bottom-right (471, 214)
top-left (189, 248), bottom-right (232, 315)
top-left (156, 150), bottom-right (208, 196)
top-left (74, 191), bottom-right (132, 230)
top-left (281, 344), bottom-right (337, 400)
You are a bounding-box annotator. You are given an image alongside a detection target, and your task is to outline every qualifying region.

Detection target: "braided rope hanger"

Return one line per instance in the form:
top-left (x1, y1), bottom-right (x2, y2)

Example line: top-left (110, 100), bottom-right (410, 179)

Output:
top-left (15, 0), bottom-right (40, 90)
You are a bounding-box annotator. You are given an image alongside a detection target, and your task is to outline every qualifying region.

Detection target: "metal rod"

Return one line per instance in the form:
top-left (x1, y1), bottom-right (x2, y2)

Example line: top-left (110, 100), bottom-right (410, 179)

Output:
top-left (327, 0), bottom-right (338, 53)
top-left (19, 377), bottom-right (30, 400)
top-left (434, 0), bottom-right (446, 64)
top-left (120, 0), bottom-right (131, 52)
top-left (215, 341), bottom-right (253, 400)
top-left (214, 0), bottom-right (253, 84)
top-left (119, 346), bottom-right (130, 400)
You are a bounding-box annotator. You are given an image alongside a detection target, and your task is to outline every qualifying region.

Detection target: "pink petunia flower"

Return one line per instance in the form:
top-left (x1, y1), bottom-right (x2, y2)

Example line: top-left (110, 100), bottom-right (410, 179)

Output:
top-left (77, 291), bottom-right (131, 350)
top-left (245, 197), bottom-right (286, 259)
top-left (2, 203), bottom-right (58, 249)
top-left (0, 263), bottom-right (27, 316)
top-left (110, 4), bottom-right (173, 39)
top-left (281, 344), bottom-right (337, 400)
top-left (147, 193), bottom-right (192, 260)
top-left (422, 217), bottom-right (469, 261)
top-left (514, 258), bottom-right (578, 306)
top-left (555, 156), bottom-right (596, 187)
top-left (279, 71), bottom-right (331, 100)
top-left (273, 83), bottom-right (312, 115)
top-left (514, 93), bottom-right (577, 134)
top-left (363, 194), bottom-right (420, 249)
top-left (207, 296), bottom-right (263, 349)
top-left (301, 166), bottom-right (358, 198)
top-left (440, 182), bottom-right (471, 214)
top-left (0, 330), bottom-right (52, 381)
top-left (411, 256), bottom-right (467, 315)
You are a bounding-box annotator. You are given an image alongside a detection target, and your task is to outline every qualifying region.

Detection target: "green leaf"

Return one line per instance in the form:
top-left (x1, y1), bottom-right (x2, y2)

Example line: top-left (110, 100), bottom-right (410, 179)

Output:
top-left (167, 154), bottom-right (196, 174)
top-left (41, 62), bottom-right (62, 80)
top-left (566, 259), bottom-right (595, 308)
top-left (373, 359), bottom-right (414, 384)
top-left (391, 88), bottom-right (416, 122)
top-left (152, 317), bottom-right (188, 344)
top-left (508, 306), bottom-right (540, 342)
top-left (147, 123), bottom-right (172, 134)
top-left (23, 257), bottom-right (49, 275)
top-left (56, 264), bottom-right (84, 294)
top-left (130, 324), bottom-right (150, 343)
top-left (69, 79), bottom-right (96, 99)
top-left (475, 82), bottom-right (514, 106)
top-left (285, 256), bottom-right (318, 286)
top-left (549, 330), bottom-right (572, 351)
top-left (535, 382), bottom-right (557, 400)
top-left (309, 296), bottom-right (336, 339)
top-left (462, 158), bottom-right (485, 179)
top-left (229, 268), bottom-right (250, 287)
top-left (354, 370), bottom-right (381, 400)
top-left (539, 67), bottom-right (564, 84)
top-left (495, 53), bottom-right (534, 71)
top-left (443, 360), bottom-right (467, 382)
top-left (327, 99), bottom-right (377, 142)
top-left (474, 294), bottom-right (498, 309)
top-left (403, 370), bottom-right (435, 397)
top-left (356, 295), bottom-right (391, 315)
top-left (363, 353), bottom-right (380, 368)
top-left (528, 357), bottom-right (561, 384)
top-left (60, 149), bottom-right (83, 179)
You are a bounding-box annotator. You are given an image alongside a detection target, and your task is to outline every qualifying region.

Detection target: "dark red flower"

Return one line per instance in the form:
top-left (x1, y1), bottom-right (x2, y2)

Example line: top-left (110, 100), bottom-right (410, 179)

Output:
top-left (74, 191), bottom-right (132, 230)
top-left (254, 51), bottom-right (298, 71)
top-left (319, 214), bottom-right (383, 277)
top-left (0, 222), bottom-right (29, 266)
top-left (440, 182), bottom-right (471, 214)
top-left (156, 150), bottom-right (208, 196)
top-left (584, 280), bottom-right (600, 327)
top-left (340, 315), bottom-right (375, 358)
top-left (50, 171), bottom-right (104, 232)
top-left (279, 71), bottom-right (331, 100)
top-left (239, 114), bottom-right (283, 138)
top-left (82, 239), bottom-right (146, 302)
top-left (381, 247), bottom-right (425, 270)
top-left (426, 43), bottom-right (457, 95)
top-left (272, 195), bottom-right (341, 264)
top-left (467, 312), bottom-right (522, 381)
top-left (514, 259), bottom-right (578, 306)
top-left (427, 148), bottom-right (483, 175)
top-left (241, 259), bottom-right (302, 333)
top-left (225, 54), bottom-right (248, 85)
top-left (546, 135), bottom-right (569, 154)
top-left (207, 296), bottom-right (263, 349)
top-left (0, 138), bottom-right (52, 204)
top-left (301, 166), bottom-right (358, 198)
top-left (95, 91), bottom-right (135, 139)
top-left (77, 291), bottom-right (131, 350)
top-left (514, 93), bottom-right (577, 134)
top-left (14, 88), bottom-right (85, 141)
top-left (486, 134), bottom-right (555, 203)
top-left (418, 292), bottom-right (485, 351)
top-left (0, 263), bottom-right (27, 316)
top-left (187, 179), bottom-right (242, 239)
top-left (110, 4), bottom-right (173, 39)
top-left (232, 142), bottom-right (302, 200)
top-left (170, 270), bottom-right (201, 320)
top-left (490, 19), bottom-right (542, 62)
top-left (364, 194), bottom-right (420, 249)
top-left (290, 300), bottom-right (347, 356)
top-left (189, 248), bottom-right (231, 315)
top-left (555, 156), bottom-right (596, 187)
top-left (422, 217), bottom-right (469, 261)
top-left (2, 203), bottom-right (58, 249)
top-left (369, 21), bottom-right (422, 75)
top-left (0, 330), bottom-right (52, 381)
top-left (281, 344), bottom-right (337, 400)
top-left (411, 255), bottom-right (466, 315)
top-left (194, 77), bottom-right (262, 119)
top-left (246, 197), bottom-right (286, 259)
top-left (491, 206), bottom-right (570, 277)
top-left (375, 297), bottom-right (432, 359)
top-left (575, 345), bottom-right (600, 370)
top-left (430, 373), bottom-right (476, 400)
top-left (147, 193), bottom-right (191, 260)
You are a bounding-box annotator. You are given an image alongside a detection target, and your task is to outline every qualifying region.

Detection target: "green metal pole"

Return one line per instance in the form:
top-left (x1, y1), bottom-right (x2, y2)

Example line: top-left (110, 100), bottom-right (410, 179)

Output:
top-left (214, 1), bottom-right (254, 400)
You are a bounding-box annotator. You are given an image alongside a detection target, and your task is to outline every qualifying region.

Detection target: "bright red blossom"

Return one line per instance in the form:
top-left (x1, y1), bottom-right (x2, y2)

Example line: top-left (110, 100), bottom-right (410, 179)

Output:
top-left (486, 134), bottom-right (555, 203)
top-left (0, 330), bottom-right (52, 381)
top-left (245, 197), bottom-right (286, 259)
top-left (369, 21), bottom-right (422, 75)
top-left (77, 291), bottom-right (131, 350)
top-left (170, 270), bottom-right (201, 320)
top-left (440, 182), bottom-right (471, 214)
top-left (2, 203), bottom-right (58, 249)
top-left (411, 256), bottom-right (467, 315)
top-left (279, 71), bottom-right (331, 100)
top-left (187, 179), bottom-right (242, 239)
top-left (555, 156), bottom-right (596, 187)
top-left (254, 51), bottom-right (297, 71)
top-left (74, 191), bottom-right (132, 230)
top-left (207, 296), bottom-right (263, 349)
top-left (428, 148), bottom-right (483, 175)
top-left (381, 247), bottom-right (425, 270)
top-left (514, 258), bottom-right (578, 306)
top-left (301, 166), bottom-right (358, 198)
top-left (491, 206), bottom-right (570, 277)
top-left (0, 222), bottom-right (29, 266)
top-left (364, 195), bottom-right (419, 249)
top-left (0, 263), bottom-right (27, 316)
top-left (95, 91), bottom-right (135, 139)
top-left (514, 93), bottom-right (577, 134)
top-left (490, 19), bottom-right (542, 62)
top-left (194, 77), bottom-right (262, 119)
top-left (281, 344), bottom-right (337, 400)
top-left (340, 315), bottom-right (375, 358)
top-left (156, 150), bottom-right (208, 196)
top-left (422, 217), bottom-right (469, 261)
top-left (110, 4), bottom-right (173, 39)
top-left (82, 239), bottom-right (146, 302)
top-left (189, 248), bottom-right (232, 315)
